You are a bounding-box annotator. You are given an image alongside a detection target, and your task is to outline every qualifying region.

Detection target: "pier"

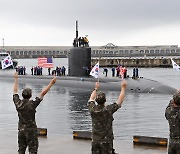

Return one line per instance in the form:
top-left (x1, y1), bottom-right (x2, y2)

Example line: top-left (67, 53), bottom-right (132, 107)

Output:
top-left (0, 131), bottom-right (167, 154)
top-left (91, 56), bottom-right (180, 67)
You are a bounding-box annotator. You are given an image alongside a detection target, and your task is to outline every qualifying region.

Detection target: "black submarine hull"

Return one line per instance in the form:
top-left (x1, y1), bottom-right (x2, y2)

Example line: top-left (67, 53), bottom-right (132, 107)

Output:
top-left (0, 74), bottom-right (177, 94)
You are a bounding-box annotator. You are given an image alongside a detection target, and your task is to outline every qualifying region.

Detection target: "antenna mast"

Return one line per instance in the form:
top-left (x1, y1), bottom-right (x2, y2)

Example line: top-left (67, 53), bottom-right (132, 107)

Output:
top-left (76, 20), bottom-right (78, 40)
top-left (2, 38), bottom-right (4, 49)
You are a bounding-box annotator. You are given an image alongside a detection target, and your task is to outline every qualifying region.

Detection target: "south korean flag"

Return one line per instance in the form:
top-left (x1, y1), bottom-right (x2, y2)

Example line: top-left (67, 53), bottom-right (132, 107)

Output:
top-left (90, 62), bottom-right (99, 78)
top-left (171, 58), bottom-right (180, 71)
top-left (1, 55), bottom-right (13, 69)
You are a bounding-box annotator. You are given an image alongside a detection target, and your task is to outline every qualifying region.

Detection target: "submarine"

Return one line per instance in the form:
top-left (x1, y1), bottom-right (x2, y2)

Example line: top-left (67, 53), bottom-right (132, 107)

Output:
top-left (0, 73), bottom-right (177, 95)
top-left (0, 21), bottom-right (177, 95)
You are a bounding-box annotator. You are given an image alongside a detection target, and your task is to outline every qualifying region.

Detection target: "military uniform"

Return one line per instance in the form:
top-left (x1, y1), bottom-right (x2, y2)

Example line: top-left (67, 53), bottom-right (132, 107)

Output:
top-left (165, 100), bottom-right (180, 154)
top-left (13, 94), bottom-right (43, 154)
top-left (87, 100), bottom-right (120, 154)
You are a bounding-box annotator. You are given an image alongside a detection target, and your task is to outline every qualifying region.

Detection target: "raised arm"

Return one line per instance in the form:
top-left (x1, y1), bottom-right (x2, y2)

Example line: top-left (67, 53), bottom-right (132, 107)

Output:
top-left (14, 72), bottom-right (18, 94)
top-left (116, 80), bottom-right (127, 106)
top-left (89, 82), bottom-right (100, 101)
top-left (39, 77), bottom-right (56, 98)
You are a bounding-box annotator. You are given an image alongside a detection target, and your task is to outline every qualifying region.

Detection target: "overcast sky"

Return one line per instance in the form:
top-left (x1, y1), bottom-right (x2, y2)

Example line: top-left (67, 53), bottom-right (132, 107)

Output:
top-left (0, 0), bottom-right (180, 46)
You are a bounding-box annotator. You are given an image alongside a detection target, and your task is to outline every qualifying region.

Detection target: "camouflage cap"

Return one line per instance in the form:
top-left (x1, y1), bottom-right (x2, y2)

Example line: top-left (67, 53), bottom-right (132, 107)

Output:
top-left (173, 92), bottom-right (180, 105)
top-left (22, 88), bottom-right (32, 99)
top-left (95, 91), bottom-right (106, 104)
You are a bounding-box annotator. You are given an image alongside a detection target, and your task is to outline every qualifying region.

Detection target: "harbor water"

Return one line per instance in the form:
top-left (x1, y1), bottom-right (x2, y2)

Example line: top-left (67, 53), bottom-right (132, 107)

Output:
top-left (0, 58), bottom-right (180, 153)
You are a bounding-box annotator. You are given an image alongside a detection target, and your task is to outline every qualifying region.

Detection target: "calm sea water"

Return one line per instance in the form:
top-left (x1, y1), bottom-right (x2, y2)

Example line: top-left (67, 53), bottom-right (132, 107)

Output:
top-left (0, 58), bottom-right (180, 142)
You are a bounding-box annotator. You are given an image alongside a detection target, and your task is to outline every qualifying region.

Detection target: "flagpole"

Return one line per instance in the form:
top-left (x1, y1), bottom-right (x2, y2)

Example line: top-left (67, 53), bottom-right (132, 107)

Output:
top-left (98, 60), bottom-right (100, 83)
top-left (97, 53), bottom-right (100, 82)
top-left (52, 56), bottom-right (54, 69)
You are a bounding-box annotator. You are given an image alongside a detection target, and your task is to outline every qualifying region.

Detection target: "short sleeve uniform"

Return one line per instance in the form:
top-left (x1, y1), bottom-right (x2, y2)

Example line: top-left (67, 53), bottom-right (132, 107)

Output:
top-left (13, 94), bottom-right (43, 130)
top-left (87, 100), bottom-right (120, 142)
top-left (165, 100), bottom-right (180, 139)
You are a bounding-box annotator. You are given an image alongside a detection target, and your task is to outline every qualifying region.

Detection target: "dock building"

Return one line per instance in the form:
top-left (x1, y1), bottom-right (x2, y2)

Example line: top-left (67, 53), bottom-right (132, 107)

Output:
top-left (1, 43), bottom-right (180, 67)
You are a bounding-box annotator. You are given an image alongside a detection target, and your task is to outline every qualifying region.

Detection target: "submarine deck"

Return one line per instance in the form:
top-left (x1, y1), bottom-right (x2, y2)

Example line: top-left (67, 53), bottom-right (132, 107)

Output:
top-left (0, 73), bottom-right (177, 94)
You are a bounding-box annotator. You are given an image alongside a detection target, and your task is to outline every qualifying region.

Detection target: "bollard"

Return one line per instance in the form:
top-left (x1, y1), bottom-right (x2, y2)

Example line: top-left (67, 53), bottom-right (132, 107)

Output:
top-left (133, 135), bottom-right (168, 147)
top-left (37, 128), bottom-right (47, 136)
top-left (73, 130), bottom-right (92, 140)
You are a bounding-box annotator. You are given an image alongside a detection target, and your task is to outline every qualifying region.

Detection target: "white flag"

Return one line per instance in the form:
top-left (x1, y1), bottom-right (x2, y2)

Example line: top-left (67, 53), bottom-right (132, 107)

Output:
top-left (1, 55), bottom-right (13, 69)
top-left (90, 62), bottom-right (99, 78)
top-left (171, 58), bottom-right (180, 71)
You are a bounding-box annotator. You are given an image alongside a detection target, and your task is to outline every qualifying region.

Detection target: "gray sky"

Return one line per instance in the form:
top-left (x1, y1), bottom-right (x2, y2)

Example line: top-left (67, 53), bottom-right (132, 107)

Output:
top-left (0, 0), bottom-right (180, 46)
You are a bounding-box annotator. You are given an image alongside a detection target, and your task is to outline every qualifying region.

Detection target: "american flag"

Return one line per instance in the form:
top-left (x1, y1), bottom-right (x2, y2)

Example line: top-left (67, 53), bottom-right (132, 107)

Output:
top-left (38, 57), bottom-right (53, 68)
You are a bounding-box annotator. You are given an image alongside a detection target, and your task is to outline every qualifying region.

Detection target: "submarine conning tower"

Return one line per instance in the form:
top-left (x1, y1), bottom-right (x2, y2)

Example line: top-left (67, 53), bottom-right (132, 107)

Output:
top-left (68, 47), bottom-right (91, 77)
top-left (68, 21), bottom-right (91, 77)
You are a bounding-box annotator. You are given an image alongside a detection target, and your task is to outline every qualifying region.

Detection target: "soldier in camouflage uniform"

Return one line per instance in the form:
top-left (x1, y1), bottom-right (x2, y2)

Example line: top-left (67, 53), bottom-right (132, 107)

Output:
top-left (165, 91), bottom-right (180, 154)
top-left (13, 72), bottom-right (56, 154)
top-left (87, 81), bottom-right (127, 154)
